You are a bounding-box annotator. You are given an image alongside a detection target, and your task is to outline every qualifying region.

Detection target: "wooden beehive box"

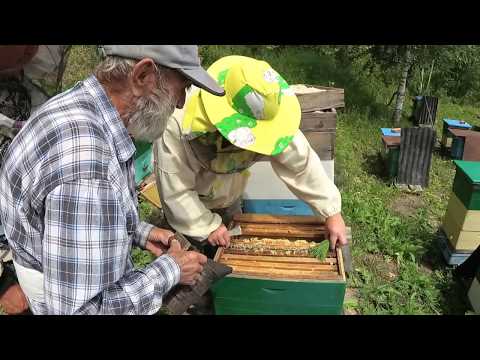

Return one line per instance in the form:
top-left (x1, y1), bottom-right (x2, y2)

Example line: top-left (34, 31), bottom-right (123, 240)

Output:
top-left (442, 191), bottom-right (480, 252)
top-left (444, 192), bottom-right (480, 232)
top-left (256, 108), bottom-right (337, 162)
top-left (442, 212), bottom-right (480, 251)
top-left (211, 214), bottom-right (347, 315)
top-left (301, 109), bottom-right (336, 161)
top-left (293, 85), bottom-right (343, 161)
top-left (291, 84), bottom-right (345, 112)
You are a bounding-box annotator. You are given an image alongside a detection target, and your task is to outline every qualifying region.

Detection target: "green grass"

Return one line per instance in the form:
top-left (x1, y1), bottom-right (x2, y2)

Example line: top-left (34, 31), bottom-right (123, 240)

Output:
top-left (61, 45), bottom-right (479, 315)
top-left (336, 109), bottom-right (474, 314)
top-left (62, 45), bottom-right (100, 90)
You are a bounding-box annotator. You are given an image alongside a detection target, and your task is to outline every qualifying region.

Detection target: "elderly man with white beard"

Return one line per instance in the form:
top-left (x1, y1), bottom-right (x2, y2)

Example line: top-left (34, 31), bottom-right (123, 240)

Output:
top-left (0, 45), bottom-right (225, 315)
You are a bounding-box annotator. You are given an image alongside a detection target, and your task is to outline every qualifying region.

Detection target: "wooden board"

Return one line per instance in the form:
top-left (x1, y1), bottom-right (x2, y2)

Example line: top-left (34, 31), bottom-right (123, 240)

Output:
top-left (222, 259), bottom-right (337, 271)
top-left (238, 223), bottom-right (327, 238)
top-left (382, 135), bottom-right (401, 148)
top-left (220, 253), bottom-right (338, 265)
top-left (300, 110), bottom-right (337, 132)
top-left (463, 132), bottom-right (480, 161)
top-left (337, 247), bottom-right (346, 282)
top-left (139, 181), bottom-right (162, 209)
top-left (215, 213), bottom-right (345, 282)
top-left (448, 128), bottom-right (471, 138)
top-left (233, 213), bottom-right (325, 224)
top-left (291, 84), bottom-right (345, 112)
top-left (218, 250), bottom-right (342, 281)
top-left (304, 131), bottom-right (335, 160)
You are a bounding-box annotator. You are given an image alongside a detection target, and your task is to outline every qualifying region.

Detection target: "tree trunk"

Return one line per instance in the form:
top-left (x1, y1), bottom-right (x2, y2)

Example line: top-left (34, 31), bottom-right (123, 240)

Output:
top-left (392, 47), bottom-right (413, 125)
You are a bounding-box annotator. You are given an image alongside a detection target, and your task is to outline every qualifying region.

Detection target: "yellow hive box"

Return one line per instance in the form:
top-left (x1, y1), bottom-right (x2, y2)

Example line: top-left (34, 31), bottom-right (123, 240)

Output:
top-left (468, 276), bottom-right (480, 314)
top-left (444, 192), bottom-right (480, 232)
top-left (442, 212), bottom-right (480, 251)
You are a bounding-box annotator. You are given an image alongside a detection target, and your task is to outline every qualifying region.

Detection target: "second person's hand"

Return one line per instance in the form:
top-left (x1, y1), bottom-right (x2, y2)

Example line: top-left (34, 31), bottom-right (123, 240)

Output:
top-left (207, 224), bottom-right (231, 247)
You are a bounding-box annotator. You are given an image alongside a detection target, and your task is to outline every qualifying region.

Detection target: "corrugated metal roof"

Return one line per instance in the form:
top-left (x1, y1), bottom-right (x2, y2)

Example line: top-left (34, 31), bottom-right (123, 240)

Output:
top-left (396, 127), bottom-right (436, 187)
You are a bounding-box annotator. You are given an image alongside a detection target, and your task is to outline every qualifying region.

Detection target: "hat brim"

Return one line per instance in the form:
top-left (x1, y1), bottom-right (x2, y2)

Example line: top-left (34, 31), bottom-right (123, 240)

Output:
top-left (200, 56), bottom-right (301, 156)
top-left (178, 67), bottom-right (225, 96)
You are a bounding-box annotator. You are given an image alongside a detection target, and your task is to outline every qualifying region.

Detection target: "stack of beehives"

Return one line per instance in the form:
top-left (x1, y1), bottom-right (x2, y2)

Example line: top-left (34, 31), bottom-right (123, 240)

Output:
top-left (439, 160), bottom-right (480, 265)
top-left (242, 85), bottom-right (345, 216)
top-left (291, 84), bottom-right (345, 180)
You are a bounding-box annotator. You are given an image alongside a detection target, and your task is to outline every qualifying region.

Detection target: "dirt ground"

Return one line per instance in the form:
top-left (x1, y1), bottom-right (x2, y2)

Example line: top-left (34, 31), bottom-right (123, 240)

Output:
top-left (389, 194), bottom-right (424, 217)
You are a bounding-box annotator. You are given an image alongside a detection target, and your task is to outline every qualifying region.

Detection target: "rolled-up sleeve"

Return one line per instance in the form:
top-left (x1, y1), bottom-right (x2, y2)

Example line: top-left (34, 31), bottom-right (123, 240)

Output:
top-left (134, 221), bottom-right (154, 249)
top-left (43, 179), bottom-right (180, 315)
top-left (270, 130), bottom-right (342, 220)
top-left (157, 171), bottom-right (223, 241)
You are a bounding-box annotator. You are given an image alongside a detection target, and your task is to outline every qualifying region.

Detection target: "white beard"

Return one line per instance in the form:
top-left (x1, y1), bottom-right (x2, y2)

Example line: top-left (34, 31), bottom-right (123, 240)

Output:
top-left (126, 88), bottom-right (176, 143)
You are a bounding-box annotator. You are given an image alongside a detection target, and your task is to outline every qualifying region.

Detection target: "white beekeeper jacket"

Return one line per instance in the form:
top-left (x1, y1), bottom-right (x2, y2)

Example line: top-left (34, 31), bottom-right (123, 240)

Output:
top-left (154, 91), bottom-right (342, 242)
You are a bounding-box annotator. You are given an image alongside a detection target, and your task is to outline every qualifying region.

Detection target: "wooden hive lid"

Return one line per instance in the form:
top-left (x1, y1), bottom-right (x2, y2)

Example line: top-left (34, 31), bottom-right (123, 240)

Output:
top-left (290, 84), bottom-right (345, 112)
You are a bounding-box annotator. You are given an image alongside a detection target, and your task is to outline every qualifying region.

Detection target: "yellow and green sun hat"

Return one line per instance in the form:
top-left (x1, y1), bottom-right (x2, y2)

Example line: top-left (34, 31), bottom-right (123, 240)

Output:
top-left (195, 55), bottom-right (301, 156)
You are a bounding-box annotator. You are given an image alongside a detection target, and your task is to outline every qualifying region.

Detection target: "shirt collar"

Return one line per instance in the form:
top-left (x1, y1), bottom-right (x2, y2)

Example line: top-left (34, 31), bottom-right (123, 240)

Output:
top-left (82, 75), bottom-right (136, 162)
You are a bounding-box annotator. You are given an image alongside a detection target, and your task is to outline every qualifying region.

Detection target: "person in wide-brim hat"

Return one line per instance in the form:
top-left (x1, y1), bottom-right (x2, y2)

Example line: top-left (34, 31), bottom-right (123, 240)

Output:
top-left (154, 55), bottom-right (348, 255)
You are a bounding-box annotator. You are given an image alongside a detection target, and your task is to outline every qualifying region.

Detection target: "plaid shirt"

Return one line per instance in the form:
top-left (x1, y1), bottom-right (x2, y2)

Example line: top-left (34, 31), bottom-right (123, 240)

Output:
top-left (0, 75), bottom-right (180, 314)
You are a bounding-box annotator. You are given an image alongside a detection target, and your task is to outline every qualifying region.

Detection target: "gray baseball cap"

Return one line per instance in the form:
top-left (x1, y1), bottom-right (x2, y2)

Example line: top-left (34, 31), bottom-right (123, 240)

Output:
top-left (101, 45), bottom-right (225, 96)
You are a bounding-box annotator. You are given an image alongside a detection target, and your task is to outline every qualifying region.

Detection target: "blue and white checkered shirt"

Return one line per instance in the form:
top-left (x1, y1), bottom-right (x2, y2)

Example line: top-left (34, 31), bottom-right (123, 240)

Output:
top-left (0, 75), bottom-right (180, 314)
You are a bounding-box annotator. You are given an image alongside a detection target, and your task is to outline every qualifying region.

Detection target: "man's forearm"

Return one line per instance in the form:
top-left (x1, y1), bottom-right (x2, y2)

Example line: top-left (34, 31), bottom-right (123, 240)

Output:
top-left (46, 254), bottom-right (180, 315)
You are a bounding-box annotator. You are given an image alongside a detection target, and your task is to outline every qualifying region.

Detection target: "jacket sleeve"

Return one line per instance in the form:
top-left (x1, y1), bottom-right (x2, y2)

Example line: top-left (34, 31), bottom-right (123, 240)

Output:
top-left (153, 115), bottom-right (222, 241)
top-left (270, 130), bottom-right (341, 220)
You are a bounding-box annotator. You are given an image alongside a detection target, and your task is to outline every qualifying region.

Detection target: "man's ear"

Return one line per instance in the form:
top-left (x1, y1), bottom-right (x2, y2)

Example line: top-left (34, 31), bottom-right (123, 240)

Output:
top-left (130, 58), bottom-right (158, 97)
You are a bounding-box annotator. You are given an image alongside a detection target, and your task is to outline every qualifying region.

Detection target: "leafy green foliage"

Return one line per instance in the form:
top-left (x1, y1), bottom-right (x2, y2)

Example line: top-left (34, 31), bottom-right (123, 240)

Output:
top-left (131, 246), bottom-right (155, 269)
top-left (309, 241), bottom-right (330, 261)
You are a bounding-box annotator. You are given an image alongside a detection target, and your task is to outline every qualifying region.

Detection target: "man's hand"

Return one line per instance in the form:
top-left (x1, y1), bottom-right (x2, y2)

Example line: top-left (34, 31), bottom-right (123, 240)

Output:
top-left (325, 213), bottom-right (348, 250)
top-left (0, 283), bottom-right (29, 315)
top-left (207, 224), bottom-right (230, 247)
top-left (167, 239), bottom-right (207, 286)
top-left (145, 227), bottom-right (175, 257)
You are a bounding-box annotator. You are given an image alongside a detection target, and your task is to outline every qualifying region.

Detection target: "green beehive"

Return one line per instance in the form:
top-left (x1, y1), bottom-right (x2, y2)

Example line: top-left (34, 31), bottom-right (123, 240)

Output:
top-left (386, 147), bottom-right (400, 178)
top-left (212, 214), bottom-right (347, 315)
top-left (441, 119), bottom-right (472, 155)
top-left (212, 274), bottom-right (346, 315)
top-left (133, 140), bottom-right (153, 185)
top-left (451, 136), bottom-right (465, 160)
top-left (452, 161), bottom-right (480, 211)
top-left (381, 134), bottom-right (400, 179)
